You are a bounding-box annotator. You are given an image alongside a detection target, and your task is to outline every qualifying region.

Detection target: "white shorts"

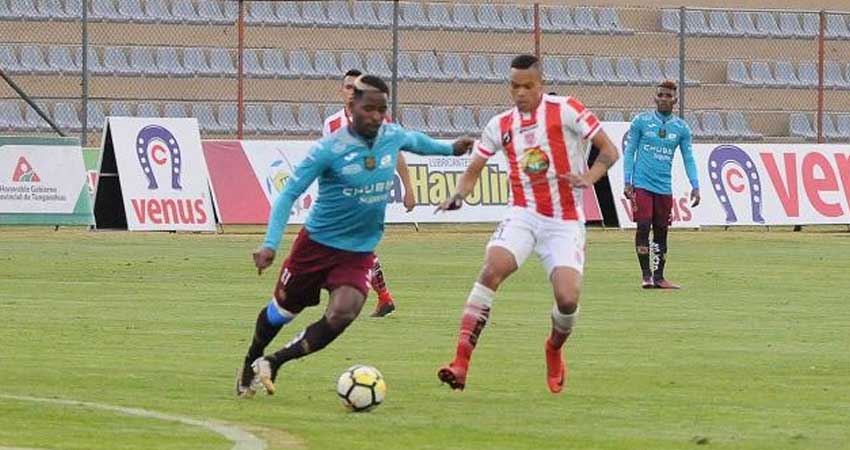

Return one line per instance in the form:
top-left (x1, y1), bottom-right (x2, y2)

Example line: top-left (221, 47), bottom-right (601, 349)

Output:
top-left (487, 207), bottom-right (586, 276)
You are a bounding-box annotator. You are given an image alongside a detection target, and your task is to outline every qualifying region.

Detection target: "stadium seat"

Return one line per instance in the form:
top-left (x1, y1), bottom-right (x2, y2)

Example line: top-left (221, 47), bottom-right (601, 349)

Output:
top-left (835, 114), bottom-right (850, 140)
top-left (543, 56), bottom-right (569, 84)
top-left (684, 111), bottom-right (707, 139)
top-left (598, 7), bottom-right (631, 34)
top-left (778, 13), bottom-right (804, 38)
top-left (218, 104), bottom-right (238, 133)
top-left (732, 11), bottom-right (763, 37)
top-left (684, 10), bottom-right (710, 36)
top-left (477, 107), bottom-right (499, 128)
top-left (243, 49), bottom-right (273, 78)
top-left (442, 52), bottom-right (470, 81)
top-left (824, 61), bottom-right (849, 89)
top-left (453, 4), bottom-right (485, 31)
top-left (244, 104), bottom-right (274, 134)
top-left (797, 62), bottom-right (818, 87)
top-left (549, 6), bottom-right (578, 33)
top-left (400, 2), bottom-right (431, 30)
top-left (38, 0), bottom-right (71, 20)
top-left (468, 54), bottom-right (499, 82)
top-left (789, 113), bottom-right (816, 140)
top-left (297, 104), bottom-right (323, 134)
top-left (800, 13), bottom-right (819, 38)
top-left (90, 0), bottom-right (123, 22)
top-left (826, 14), bottom-right (850, 39)
top-left (0, 46), bottom-right (24, 75)
top-left (136, 103), bottom-right (159, 117)
top-left (339, 51), bottom-right (364, 73)
top-left (47, 45), bottom-right (78, 74)
top-left (20, 45), bottom-right (51, 75)
top-left (192, 103), bottom-right (223, 132)
top-left (129, 47), bottom-right (163, 77)
top-left (54, 102), bottom-right (81, 131)
top-left (750, 61), bottom-right (779, 87)
top-left (574, 7), bottom-right (603, 34)
top-left (172, 0), bottom-right (203, 24)
top-left (591, 57), bottom-right (627, 85)
top-left (352, 1), bottom-right (381, 29)
top-left (155, 47), bottom-right (189, 77)
top-left (452, 107), bottom-right (478, 134)
top-left (163, 103), bottom-right (187, 118)
top-left (822, 114), bottom-right (843, 141)
top-left (116, 0), bottom-right (148, 23)
top-left (108, 102), bottom-right (133, 117)
top-left (426, 106), bottom-right (455, 135)
top-left (270, 104), bottom-right (300, 133)
top-left (221, 1), bottom-right (237, 23)
top-left (536, 6), bottom-right (559, 32)
top-left (197, 0), bottom-right (230, 25)
top-left (702, 111), bottom-right (734, 138)
top-left (501, 5), bottom-right (530, 31)
top-left (375, 1), bottom-right (392, 27)
top-left (24, 103), bottom-right (52, 131)
top-left (397, 52), bottom-right (419, 81)
top-left (327, 1), bottom-right (356, 28)
top-left (75, 47), bottom-right (108, 75)
top-left (302, 1), bottom-right (331, 26)
top-left (754, 12), bottom-right (783, 37)
top-left (400, 106), bottom-right (427, 131)
top-left (566, 57), bottom-right (599, 84)
top-left (491, 54), bottom-right (512, 80)
top-left (365, 51), bottom-right (391, 78)
top-left (276, 1), bottom-right (308, 26)
top-left (774, 61), bottom-right (802, 87)
top-left (478, 4), bottom-right (510, 32)
top-left (314, 51), bottom-right (341, 79)
top-left (183, 47), bottom-right (215, 77)
top-left (639, 58), bottom-right (665, 84)
top-left (428, 3), bottom-right (459, 30)
top-left (246, 1), bottom-right (275, 25)
top-left (289, 50), bottom-right (319, 79)
top-left (63, 0), bottom-right (82, 19)
top-left (262, 49), bottom-right (294, 79)
top-left (616, 57), bottom-right (652, 85)
top-left (708, 10), bottom-right (740, 37)
top-left (726, 111), bottom-right (762, 140)
top-left (661, 9), bottom-right (680, 33)
top-left (603, 110), bottom-right (625, 122)
top-left (85, 101), bottom-right (106, 130)
top-left (416, 52), bottom-right (450, 81)
top-left (727, 60), bottom-right (755, 86)
top-left (139, 0), bottom-right (173, 23)
top-left (0, 102), bottom-right (26, 131)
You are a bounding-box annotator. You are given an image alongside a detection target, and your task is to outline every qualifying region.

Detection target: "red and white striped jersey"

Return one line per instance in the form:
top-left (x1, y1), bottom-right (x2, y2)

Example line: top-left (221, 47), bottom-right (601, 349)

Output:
top-left (322, 108), bottom-right (392, 138)
top-left (475, 94), bottom-right (602, 222)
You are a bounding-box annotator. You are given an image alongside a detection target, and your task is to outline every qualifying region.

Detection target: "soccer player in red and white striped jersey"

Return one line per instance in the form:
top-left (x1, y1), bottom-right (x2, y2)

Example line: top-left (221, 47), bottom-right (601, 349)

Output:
top-left (436, 55), bottom-right (619, 393)
top-left (323, 69), bottom-right (416, 318)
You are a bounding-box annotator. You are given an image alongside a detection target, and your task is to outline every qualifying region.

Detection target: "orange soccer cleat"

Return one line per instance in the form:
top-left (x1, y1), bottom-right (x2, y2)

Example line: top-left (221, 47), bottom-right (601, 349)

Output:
top-left (437, 363), bottom-right (467, 391)
top-left (545, 339), bottom-right (567, 394)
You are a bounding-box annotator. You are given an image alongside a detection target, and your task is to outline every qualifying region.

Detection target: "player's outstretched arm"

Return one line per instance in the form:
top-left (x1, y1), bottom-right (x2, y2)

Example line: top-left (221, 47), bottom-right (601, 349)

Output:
top-left (564, 130), bottom-right (619, 188)
top-left (435, 153), bottom-right (487, 213)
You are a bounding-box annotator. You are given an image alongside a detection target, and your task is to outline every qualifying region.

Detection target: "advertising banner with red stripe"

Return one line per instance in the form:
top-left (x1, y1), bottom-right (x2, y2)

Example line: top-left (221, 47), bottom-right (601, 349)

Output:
top-left (203, 140), bottom-right (603, 225)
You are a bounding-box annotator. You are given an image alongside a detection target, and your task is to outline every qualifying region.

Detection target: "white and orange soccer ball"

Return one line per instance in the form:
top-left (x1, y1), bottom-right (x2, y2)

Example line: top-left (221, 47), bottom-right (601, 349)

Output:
top-left (336, 365), bottom-right (386, 412)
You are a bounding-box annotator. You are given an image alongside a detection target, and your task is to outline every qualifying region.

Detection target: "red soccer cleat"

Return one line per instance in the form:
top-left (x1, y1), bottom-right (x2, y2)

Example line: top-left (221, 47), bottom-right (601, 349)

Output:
top-left (641, 276), bottom-right (655, 289)
top-left (437, 363), bottom-right (467, 391)
top-left (654, 279), bottom-right (681, 289)
top-left (545, 340), bottom-right (567, 394)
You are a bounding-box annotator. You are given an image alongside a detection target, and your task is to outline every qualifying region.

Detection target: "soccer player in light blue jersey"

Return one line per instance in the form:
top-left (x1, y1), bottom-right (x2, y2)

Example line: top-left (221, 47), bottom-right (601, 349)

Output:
top-left (236, 75), bottom-right (474, 397)
top-left (623, 80), bottom-right (700, 289)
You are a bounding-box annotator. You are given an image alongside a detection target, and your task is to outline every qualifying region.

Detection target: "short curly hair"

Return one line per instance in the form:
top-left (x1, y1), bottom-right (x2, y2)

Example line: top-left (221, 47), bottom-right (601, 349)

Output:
top-left (657, 79), bottom-right (678, 91)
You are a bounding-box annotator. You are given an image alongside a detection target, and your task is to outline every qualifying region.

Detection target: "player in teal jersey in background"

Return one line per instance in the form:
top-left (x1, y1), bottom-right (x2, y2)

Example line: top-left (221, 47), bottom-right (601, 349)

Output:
top-left (236, 75), bottom-right (474, 397)
top-left (623, 80), bottom-right (700, 289)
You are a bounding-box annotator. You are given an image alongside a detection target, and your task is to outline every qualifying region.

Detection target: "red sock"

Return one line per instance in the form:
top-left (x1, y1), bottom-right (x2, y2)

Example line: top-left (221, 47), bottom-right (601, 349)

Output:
top-left (372, 258), bottom-right (393, 305)
top-left (453, 302), bottom-right (490, 369)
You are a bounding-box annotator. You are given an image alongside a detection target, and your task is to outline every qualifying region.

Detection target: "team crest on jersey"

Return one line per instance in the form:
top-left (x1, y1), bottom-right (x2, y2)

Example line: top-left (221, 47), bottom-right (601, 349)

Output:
top-left (522, 130), bottom-right (537, 146)
top-left (501, 131), bottom-right (512, 146)
top-left (364, 156), bottom-right (376, 170)
top-left (520, 146), bottom-right (550, 175)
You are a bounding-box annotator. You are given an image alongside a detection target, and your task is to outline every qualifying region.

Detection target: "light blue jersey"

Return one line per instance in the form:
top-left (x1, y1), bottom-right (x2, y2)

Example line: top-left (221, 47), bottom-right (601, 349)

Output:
top-left (262, 123), bottom-right (453, 253)
top-left (623, 110), bottom-right (699, 195)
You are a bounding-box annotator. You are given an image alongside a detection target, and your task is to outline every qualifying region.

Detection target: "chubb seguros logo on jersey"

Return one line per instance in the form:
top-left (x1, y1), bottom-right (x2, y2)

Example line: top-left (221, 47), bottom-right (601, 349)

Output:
top-left (708, 145), bottom-right (765, 224)
top-left (130, 125), bottom-right (208, 225)
top-left (265, 153), bottom-right (312, 213)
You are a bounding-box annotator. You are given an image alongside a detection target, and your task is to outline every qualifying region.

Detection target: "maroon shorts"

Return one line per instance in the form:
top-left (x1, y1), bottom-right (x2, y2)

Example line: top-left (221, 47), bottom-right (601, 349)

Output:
top-left (633, 188), bottom-right (673, 226)
top-left (273, 229), bottom-right (375, 313)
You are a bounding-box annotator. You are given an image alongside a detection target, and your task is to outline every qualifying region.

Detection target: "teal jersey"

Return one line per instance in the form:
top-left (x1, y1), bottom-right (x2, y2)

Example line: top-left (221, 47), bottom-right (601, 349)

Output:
top-left (262, 123), bottom-right (453, 253)
top-left (623, 110), bottom-right (699, 195)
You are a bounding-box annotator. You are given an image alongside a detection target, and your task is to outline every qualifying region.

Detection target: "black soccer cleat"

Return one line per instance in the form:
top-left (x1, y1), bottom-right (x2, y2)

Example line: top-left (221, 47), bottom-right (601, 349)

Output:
top-left (370, 302), bottom-right (396, 318)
